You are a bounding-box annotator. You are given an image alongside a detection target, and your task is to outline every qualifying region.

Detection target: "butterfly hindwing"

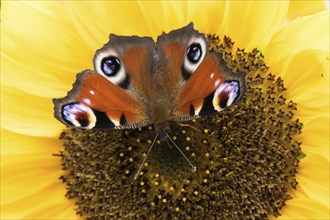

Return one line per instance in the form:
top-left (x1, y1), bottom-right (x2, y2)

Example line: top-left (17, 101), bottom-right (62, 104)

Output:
top-left (173, 53), bottom-right (246, 120)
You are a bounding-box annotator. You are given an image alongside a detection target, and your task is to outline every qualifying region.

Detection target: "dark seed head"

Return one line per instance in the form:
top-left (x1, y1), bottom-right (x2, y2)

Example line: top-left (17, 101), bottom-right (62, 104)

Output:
top-left (57, 35), bottom-right (302, 219)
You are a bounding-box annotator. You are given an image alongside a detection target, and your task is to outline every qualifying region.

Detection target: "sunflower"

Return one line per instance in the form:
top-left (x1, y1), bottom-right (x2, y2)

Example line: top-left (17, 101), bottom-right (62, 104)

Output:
top-left (1, 1), bottom-right (329, 219)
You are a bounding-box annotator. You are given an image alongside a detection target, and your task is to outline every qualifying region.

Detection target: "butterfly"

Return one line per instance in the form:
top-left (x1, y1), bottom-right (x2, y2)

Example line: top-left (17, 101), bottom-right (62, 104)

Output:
top-left (53, 23), bottom-right (246, 175)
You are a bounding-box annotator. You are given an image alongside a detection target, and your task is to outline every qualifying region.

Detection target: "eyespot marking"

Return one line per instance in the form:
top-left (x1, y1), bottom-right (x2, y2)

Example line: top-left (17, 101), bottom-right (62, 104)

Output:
top-left (62, 103), bottom-right (96, 129)
top-left (94, 49), bottom-right (129, 88)
top-left (182, 37), bottom-right (207, 79)
top-left (101, 56), bottom-right (121, 76)
top-left (187, 43), bottom-right (202, 64)
top-left (213, 81), bottom-right (240, 111)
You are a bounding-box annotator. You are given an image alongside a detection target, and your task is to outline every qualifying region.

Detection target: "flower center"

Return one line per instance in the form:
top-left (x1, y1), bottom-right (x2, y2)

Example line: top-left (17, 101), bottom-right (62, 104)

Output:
top-left (57, 35), bottom-right (303, 219)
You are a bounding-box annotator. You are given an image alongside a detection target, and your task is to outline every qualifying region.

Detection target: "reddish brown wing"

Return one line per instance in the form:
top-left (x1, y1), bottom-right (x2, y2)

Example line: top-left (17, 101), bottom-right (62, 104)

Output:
top-left (173, 53), bottom-right (246, 121)
top-left (174, 53), bottom-right (245, 120)
top-left (53, 70), bottom-right (150, 129)
top-left (156, 23), bottom-right (245, 121)
top-left (54, 34), bottom-right (156, 129)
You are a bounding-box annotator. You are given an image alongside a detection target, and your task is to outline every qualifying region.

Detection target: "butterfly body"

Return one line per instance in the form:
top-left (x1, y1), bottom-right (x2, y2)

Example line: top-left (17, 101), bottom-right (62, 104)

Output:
top-left (53, 23), bottom-right (246, 133)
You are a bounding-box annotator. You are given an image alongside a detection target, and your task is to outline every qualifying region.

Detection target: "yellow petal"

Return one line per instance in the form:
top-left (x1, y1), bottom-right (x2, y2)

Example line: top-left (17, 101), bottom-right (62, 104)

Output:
top-left (265, 11), bottom-right (329, 74)
top-left (299, 117), bottom-right (330, 161)
top-left (1, 130), bottom-right (78, 219)
top-left (1, 1), bottom-right (90, 98)
top-left (137, 1), bottom-right (227, 36)
top-left (1, 156), bottom-right (62, 205)
top-left (223, 1), bottom-right (290, 51)
top-left (288, 0), bottom-right (328, 20)
top-left (186, 1), bottom-right (227, 34)
top-left (297, 154), bottom-right (330, 208)
top-left (0, 157), bottom-right (78, 219)
top-left (282, 49), bottom-right (329, 122)
top-left (275, 199), bottom-right (330, 219)
top-left (1, 129), bottom-right (61, 161)
top-left (1, 86), bottom-right (64, 137)
top-left (2, 181), bottom-right (78, 220)
top-left (63, 1), bottom-right (151, 45)
top-left (23, 201), bottom-right (80, 220)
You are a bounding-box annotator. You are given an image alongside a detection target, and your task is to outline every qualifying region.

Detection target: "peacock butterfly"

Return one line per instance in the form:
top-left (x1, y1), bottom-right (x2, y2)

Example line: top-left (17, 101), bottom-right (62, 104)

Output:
top-left (53, 23), bottom-right (246, 175)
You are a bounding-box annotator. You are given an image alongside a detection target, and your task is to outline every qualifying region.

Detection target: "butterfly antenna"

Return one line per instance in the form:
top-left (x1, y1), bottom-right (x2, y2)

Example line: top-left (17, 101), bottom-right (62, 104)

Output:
top-left (165, 131), bottom-right (197, 172)
top-left (134, 133), bottom-right (159, 180)
top-left (179, 122), bottom-right (202, 133)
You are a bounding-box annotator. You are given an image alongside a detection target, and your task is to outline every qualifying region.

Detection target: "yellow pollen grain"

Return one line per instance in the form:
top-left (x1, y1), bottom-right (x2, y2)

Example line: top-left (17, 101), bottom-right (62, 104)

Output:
top-left (203, 139), bottom-right (207, 144)
top-left (136, 139), bottom-right (141, 143)
top-left (144, 162), bottom-right (149, 167)
top-left (129, 158), bottom-right (134, 162)
top-left (155, 181), bottom-right (159, 186)
top-left (156, 140), bottom-right (161, 144)
top-left (191, 152), bottom-right (196, 157)
top-left (162, 198), bottom-right (167, 203)
top-left (182, 197), bottom-right (187, 202)
top-left (182, 130), bottom-right (186, 134)
top-left (158, 195), bottom-right (162, 199)
top-left (186, 137), bottom-right (191, 141)
top-left (181, 188), bottom-right (185, 192)
top-left (148, 126), bottom-right (152, 130)
top-left (170, 187), bottom-right (174, 191)
top-left (140, 181), bottom-right (145, 186)
top-left (147, 139), bottom-right (152, 144)
top-left (203, 179), bottom-right (208, 183)
top-left (155, 173), bottom-right (160, 178)
top-left (185, 146), bottom-right (190, 151)
top-left (194, 191), bottom-right (198, 195)
top-left (125, 170), bottom-right (130, 174)
top-left (119, 153), bottom-right (124, 157)
top-left (128, 146), bottom-right (133, 151)
top-left (151, 202), bottom-right (155, 206)
top-left (203, 129), bottom-right (209, 133)
top-left (175, 207), bottom-right (180, 212)
top-left (192, 119), bottom-right (196, 123)
top-left (205, 170), bottom-right (210, 174)
top-left (172, 136), bottom-right (177, 140)
top-left (205, 152), bottom-right (210, 157)
top-left (142, 189), bottom-right (146, 193)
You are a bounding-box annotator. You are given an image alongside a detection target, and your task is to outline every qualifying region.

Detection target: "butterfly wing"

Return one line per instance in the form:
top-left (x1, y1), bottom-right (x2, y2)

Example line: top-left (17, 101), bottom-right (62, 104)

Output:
top-left (157, 23), bottom-right (246, 121)
top-left (53, 35), bottom-right (156, 129)
top-left (173, 53), bottom-right (246, 120)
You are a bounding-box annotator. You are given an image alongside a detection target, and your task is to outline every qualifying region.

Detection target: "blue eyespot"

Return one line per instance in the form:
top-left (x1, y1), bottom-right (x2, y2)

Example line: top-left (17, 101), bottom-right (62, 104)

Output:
top-left (101, 56), bottom-right (121, 76)
top-left (187, 43), bottom-right (202, 63)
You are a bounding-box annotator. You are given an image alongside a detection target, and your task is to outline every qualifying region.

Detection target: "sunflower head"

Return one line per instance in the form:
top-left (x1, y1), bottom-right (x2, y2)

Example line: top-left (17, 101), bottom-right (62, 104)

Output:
top-left (57, 35), bottom-right (304, 219)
